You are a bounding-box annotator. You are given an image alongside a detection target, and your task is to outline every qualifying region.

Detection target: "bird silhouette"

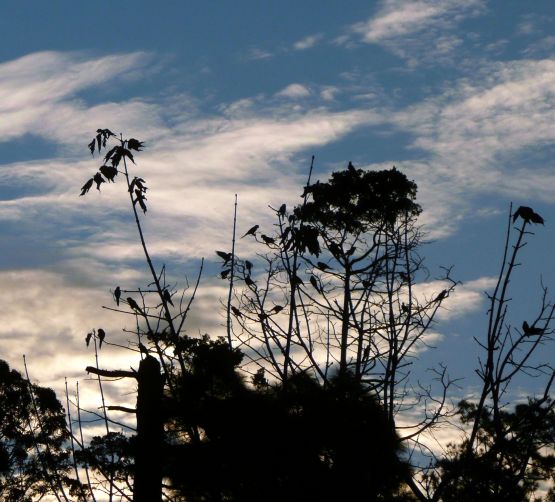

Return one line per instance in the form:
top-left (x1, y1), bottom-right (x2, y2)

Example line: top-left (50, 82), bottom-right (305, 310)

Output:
top-left (271, 305), bottom-right (284, 314)
top-left (522, 321), bottom-right (544, 336)
top-left (216, 251), bottom-right (233, 265)
top-left (127, 297), bottom-right (143, 314)
top-left (85, 332), bottom-right (92, 347)
top-left (401, 303), bottom-right (410, 314)
top-left (434, 290), bottom-right (448, 302)
top-left (98, 328), bottom-right (106, 349)
top-left (241, 225), bottom-right (259, 238)
top-left (245, 260), bottom-right (253, 273)
top-left (80, 178), bottom-right (94, 196)
top-left (310, 275), bottom-right (321, 293)
top-left (231, 306), bottom-right (242, 318)
top-left (291, 275), bottom-right (304, 287)
top-left (163, 289), bottom-right (174, 307)
top-left (278, 204), bottom-right (286, 216)
top-left (114, 286), bottom-right (121, 306)
top-left (261, 234), bottom-right (275, 245)
top-left (399, 272), bottom-right (409, 283)
top-left (220, 269), bottom-right (231, 279)
top-left (317, 262), bottom-right (331, 271)
top-left (513, 206), bottom-right (544, 225)
top-left (245, 276), bottom-right (255, 287)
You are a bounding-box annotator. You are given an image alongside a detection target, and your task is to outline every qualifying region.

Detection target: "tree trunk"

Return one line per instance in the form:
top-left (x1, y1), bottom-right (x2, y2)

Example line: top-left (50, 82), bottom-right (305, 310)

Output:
top-left (134, 355), bottom-right (164, 502)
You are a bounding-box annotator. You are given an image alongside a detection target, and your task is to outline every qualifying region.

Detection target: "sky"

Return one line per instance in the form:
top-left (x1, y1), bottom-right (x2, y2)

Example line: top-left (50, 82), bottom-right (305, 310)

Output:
top-left (1, 0), bottom-right (555, 443)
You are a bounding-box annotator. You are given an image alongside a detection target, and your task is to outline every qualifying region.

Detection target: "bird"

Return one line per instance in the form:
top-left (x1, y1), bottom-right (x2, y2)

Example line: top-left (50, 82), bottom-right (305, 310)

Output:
top-left (435, 290), bottom-right (448, 302)
top-left (278, 204), bottom-right (286, 216)
top-left (241, 225), bottom-right (259, 238)
top-left (522, 321), bottom-right (544, 336)
top-left (310, 275), bottom-right (321, 293)
top-left (245, 276), bottom-right (255, 287)
top-left (220, 269), bottom-right (231, 279)
top-left (261, 234), bottom-right (275, 245)
top-left (513, 206), bottom-right (544, 225)
top-left (163, 289), bottom-right (174, 307)
top-left (317, 262), bottom-right (331, 271)
top-left (401, 303), bottom-right (410, 314)
top-left (85, 332), bottom-right (92, 347)
top-left (231, 306), bottom-right (242, 318)
top-left (399, 272), bottom-right (409, 283)
top-left (98, 328), bottom-right (106, 349)
top-left (348, 161), bottom-right (355, 171)
top-left (271, 305), bottom-right (284, 314)
top-left (127, 297), bottom-right (143, 314)
top-left (291, 275), bottom-right (304, 287)
top-left (245, 260), bottom-right (253, 273)
top-left (80, 178), bottom-right (94, 196)
top-left (114, 286), bottom-right (121, 306)
top-left (216, 251), bottom-right (233, 265)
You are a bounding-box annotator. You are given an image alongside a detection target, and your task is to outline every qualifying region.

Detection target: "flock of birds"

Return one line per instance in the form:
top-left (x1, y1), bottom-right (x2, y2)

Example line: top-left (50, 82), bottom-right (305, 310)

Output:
top-left (83, 205), bottom-right (547, 349)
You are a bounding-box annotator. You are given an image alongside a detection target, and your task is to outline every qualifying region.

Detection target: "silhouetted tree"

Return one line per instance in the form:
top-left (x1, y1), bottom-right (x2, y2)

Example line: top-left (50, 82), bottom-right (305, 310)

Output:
top-left (0, 359), bottom-right (83, 501)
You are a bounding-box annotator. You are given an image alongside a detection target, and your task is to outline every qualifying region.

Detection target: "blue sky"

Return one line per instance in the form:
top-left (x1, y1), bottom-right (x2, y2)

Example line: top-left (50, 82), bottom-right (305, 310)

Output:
top-left (1, 0), bottom-right (555, 446)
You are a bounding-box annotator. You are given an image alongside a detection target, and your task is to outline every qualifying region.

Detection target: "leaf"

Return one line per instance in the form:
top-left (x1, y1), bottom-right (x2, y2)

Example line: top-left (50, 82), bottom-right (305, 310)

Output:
top-left (127, 138), bottom-right (144, 151)
top-left (99, 165), bottom-right (118, 182)
top-left (80, 178), bottom-right (94, 196)
top-left (93, 173), bottom-right (105, 191)
top-left (88, 140), bottom-right (95, 155)
top-left (122, 148), bottom-right (135, 164)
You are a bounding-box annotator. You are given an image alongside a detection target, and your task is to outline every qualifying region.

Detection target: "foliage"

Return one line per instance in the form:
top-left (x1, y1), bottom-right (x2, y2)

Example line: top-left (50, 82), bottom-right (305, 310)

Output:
top-left (0, 359), bottom-right (80, 501)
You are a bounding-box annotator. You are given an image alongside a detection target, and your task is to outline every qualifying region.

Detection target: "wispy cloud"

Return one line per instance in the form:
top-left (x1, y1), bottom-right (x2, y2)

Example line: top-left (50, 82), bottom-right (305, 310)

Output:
top-left (292, 34), bottom-right (323, 51)
top-left (340, 0), bottom-right (485, 65)
top-left (352, 0), bottom-right (483, 43)
top-left (275, 83), bottom-right (311, 99)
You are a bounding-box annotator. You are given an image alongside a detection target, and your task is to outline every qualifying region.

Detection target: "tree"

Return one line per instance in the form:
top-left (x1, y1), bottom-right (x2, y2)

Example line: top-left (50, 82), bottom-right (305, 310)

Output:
top-left (0, 359), bottom-right (82, 501)
top-left (66, 131), bottom-right (555, 500)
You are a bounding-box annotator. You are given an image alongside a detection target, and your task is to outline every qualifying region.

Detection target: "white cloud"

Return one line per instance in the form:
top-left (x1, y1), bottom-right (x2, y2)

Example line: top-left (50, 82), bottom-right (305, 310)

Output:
top-left (276, 83), bottom-right (311, 98)
top-left (292, 34), bottom-right (322, 50)
top-left (352, 0), bottom-right (483, 43)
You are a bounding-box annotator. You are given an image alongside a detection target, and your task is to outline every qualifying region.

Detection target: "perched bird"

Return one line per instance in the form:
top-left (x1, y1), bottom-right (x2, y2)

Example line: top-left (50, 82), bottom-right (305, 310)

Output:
top-left (348, 161), bottom-right (355, 171)
top-left (220, 269), bottom-right (231, 279)
top-left (522, 321), bottom-right (544, 336)
top-left (245, 260), bottom-right (253, 273)
top-left (114, 286), bottom-right (121, 306)
top-left (513, 206), bottom-right (544, 225)
top-left (310, 275), bottom-right (321, 293)
top-left (291, 275), bottom-right (304, 287)
top-left (85, 332), bottom-right (92, 347)
top-left (317, 262), bottom-right (331, 271)
top-left (346, 246), bottom-right (357, 257)
top-left (127, 297), bottom-right (143, 314)
top-left (435, 290), bottom-right (448, 302)
top-left (278, 203), bottom-right (286, 216)
top-left (399, 272), bottom-right (409, 283)
top-left (98, 328), bottom-right (106, 349)
top-left (231, 306), bottom-right (242, 318)
top-left (245, 276), bottom-right (255, 287)
top-left (261, 234), bottom-right (275, 245)
top-left (241, 225), bottom-right (259, 238)
top-left (163, 289), bottom-right (174, 307)
top-left (271, 305), bottom-right (284, 314)
top-left (401, 303), bottom-right (410, 314)
top-left (80, 178), bottom-right (94, 196)
top-left (216, 251), bottom-right (233, 265)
